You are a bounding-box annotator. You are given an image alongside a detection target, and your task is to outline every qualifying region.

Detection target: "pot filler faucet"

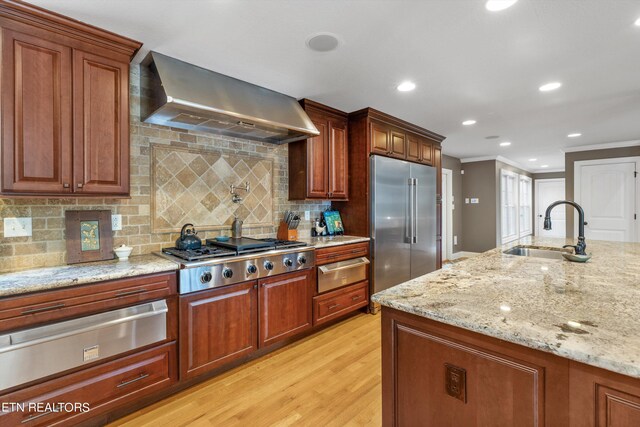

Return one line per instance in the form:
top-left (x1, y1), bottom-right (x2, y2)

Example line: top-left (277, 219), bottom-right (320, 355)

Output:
top-left (543, 200), bottom-right (587, 255)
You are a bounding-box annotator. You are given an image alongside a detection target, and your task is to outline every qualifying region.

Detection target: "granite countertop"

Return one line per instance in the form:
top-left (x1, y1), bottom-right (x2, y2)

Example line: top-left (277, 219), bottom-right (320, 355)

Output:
top-left (300, 235), bottom-right (370, 249)
top-left (0, 254), bottom-right (179, 298)
top-left (372, 236), bottom-right (640, 378)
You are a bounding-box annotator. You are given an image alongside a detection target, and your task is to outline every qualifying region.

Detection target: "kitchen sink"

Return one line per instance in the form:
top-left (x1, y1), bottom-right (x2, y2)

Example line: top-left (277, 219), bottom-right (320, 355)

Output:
top-left (503, 245), bottom-right (570, 260)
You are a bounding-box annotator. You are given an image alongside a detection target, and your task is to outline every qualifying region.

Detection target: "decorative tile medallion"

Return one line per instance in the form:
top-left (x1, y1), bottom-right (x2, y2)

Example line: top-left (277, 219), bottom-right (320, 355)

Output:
top-left (151, 145), bottom-right (274, 232)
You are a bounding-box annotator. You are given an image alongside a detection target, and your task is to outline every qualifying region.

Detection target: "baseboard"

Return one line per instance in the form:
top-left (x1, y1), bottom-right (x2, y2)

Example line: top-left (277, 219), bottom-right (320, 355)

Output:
top-left (450, 251), bottom-right (479, 260)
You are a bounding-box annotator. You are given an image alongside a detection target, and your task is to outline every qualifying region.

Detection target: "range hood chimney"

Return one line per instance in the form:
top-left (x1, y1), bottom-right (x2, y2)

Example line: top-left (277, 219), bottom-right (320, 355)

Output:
top-left (140, 52), bottom-right (319, 144)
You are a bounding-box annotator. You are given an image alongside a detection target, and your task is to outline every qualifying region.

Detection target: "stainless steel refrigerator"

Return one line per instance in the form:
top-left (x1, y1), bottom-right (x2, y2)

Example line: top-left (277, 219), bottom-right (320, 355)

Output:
top-left (371, 155), bottom-right (437, 294)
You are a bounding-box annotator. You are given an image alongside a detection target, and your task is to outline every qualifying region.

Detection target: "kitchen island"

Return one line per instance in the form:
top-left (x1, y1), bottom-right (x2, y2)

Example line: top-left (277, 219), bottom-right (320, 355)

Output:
top-left (372, 237), bottom-right (640, 426)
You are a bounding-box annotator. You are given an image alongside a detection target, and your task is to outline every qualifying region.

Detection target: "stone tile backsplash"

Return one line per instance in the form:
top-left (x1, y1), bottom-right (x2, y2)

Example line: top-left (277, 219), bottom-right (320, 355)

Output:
top-left (0, 65), bottom-right (329, 273)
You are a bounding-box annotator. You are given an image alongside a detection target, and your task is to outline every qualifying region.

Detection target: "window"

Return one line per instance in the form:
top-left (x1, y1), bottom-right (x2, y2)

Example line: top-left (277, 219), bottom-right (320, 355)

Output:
top-left (500, 169), bottom-right (533, 243)
top-left (519, 176), bottom-right (532, 237)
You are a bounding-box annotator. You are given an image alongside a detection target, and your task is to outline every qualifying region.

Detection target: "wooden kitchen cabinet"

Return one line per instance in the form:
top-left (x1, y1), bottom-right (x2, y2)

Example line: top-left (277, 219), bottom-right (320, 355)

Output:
top-left (0, 343), bottom-right (177, 426)
top-left (370, 121), bottom-right (405, 159)
top-left (570, 361), bottom-right (640, 427)
top-left (73, 50), bottom-right (130, 194)
top-left (179, 281), bottom-right (258, 379)
top-left (289, 99), bottom-right (349, 200)
top-left (382, 307), bottom-right (570, 427)
top-left (258, 269), bottom-right (313, 347)
top-left (0, 1), bottom-right (141, 197)
top-left (313, 280), bottom-right (368, 326)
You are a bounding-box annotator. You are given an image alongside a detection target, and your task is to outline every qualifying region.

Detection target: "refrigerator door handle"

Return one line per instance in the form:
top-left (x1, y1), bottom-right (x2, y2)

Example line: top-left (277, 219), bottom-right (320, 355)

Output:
top-left (406, 178), bottom-right (413, 243)
top-left (409, 178), bottom-right (416, 244)
top-left (413, 178), bottom-right (418, 243)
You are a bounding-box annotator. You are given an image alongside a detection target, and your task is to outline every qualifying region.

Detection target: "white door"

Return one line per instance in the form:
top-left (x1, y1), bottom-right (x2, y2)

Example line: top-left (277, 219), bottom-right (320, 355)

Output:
top-left (575, 158), bottom-right (638, 242)
top-left (535, 179), bottom-right (566, 237)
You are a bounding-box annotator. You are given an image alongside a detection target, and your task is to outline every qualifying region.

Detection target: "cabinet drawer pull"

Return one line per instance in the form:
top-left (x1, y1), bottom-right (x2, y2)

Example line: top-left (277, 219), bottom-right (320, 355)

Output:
top-left (115, 289), bottom-right (147, 297)
top-left (63, 183), bottom-right (70, 188)
top-left (77, 183), bottom-right (83, 188)
top-left (21, 303), bottom-right (65, 315)
top-left (116, 373), bottom-right (149, 388)
top-left (21, 410), bottom-right (54, 424)
top-left (351, 295), bottom-right (362, 301)
top-left (328, 303), bottom-right (341, 310)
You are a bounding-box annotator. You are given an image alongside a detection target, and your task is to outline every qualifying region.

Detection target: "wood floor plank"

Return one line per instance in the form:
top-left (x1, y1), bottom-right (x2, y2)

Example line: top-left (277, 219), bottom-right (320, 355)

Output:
top-left (109, 313), bottom-right (381, 427)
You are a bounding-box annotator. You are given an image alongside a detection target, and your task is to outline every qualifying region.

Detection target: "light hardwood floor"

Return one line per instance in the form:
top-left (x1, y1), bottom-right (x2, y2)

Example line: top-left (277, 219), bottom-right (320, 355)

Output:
top-left (110, 313), bottom-right (382, 427)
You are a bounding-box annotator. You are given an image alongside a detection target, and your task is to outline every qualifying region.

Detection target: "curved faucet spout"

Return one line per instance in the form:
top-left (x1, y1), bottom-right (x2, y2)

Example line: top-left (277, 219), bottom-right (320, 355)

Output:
top-left (543, 200), bottom-right (587, 256)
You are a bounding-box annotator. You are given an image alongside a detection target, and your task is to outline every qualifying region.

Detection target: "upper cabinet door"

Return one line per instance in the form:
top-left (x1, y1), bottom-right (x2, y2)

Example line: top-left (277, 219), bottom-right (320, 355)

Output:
top-left (328, 119), bottom-right (348, 200)
top-left (420, 139), bottom-right (433, 165)
top-left (370, 122), bottom-right (390, 155)
top-left (306, 118), bottom-right (329, 199)
top-left (1, 30), bottom-right (73, 194)
top-left (407, 135), bottom-right (420, 162)
top-left (389, 129), bottom-right (406, 159)
top-left (73, 50), bottom-right (129, 195)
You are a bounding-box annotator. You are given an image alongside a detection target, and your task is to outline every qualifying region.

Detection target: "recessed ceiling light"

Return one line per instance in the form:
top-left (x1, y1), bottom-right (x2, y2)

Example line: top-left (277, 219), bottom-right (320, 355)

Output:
top-left (500, 142), bottom-right (511, 147)
top-left (306, 33), bottom-right (340, 52)
top-left (528, 158), bottom-right (537, 162)
top-left (539, 82), bottom-right (562, 92)
top-left (462, 119), bottom-right (477, 126)
top-left (397, 81), bottom-right (416, 92)
top-left (485, 0), bottom-right (518, 12)
top-left (567, 133), bottom-right (582, 138)
top-left (540, 165), bottom-right (549, 168)
top-left (635, 17), bottom-right (640, 26)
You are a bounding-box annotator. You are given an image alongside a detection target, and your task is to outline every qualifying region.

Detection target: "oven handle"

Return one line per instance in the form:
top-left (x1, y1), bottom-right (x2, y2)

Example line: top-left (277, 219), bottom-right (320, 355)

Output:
top-left (318, 257), bottom-right (370, 274)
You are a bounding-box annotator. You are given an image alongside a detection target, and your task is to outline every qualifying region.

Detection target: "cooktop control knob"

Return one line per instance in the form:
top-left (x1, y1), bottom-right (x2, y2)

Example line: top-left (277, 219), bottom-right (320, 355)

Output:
top-left (298, 255), bottom-right (307, 265)
top-left (284, 258), bottom-right (293, 267)
top-left (264, 261), bottom-right (274, 271)
top-left (247, 264), bottom-right (258, 274)
top-left (200, 271), bottom-right (213, 283)
top-left (222, 268), bottom-right (233, 279)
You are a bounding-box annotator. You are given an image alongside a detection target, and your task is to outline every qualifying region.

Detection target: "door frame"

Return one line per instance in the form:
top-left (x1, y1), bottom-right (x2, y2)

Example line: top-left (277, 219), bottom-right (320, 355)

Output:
top-left (534, 178), bottom-right (565, 236)
top-left (441, 168), bottom-right (454, 261)
top-left (574, 157), bottom-right (640, 241)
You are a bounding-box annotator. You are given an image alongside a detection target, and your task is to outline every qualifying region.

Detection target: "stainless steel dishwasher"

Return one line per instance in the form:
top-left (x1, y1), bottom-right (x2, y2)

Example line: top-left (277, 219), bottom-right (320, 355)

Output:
top-left (318, 257), bottom-right (370, 293)
top-left (0, 300), bottom-right (168, 391)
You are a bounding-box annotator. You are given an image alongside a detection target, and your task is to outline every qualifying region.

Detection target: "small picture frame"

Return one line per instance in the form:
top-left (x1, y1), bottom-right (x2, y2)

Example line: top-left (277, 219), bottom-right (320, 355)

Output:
top-left (323, 210), bottom-right (344, 235)
top-left (65, 210), bottom-right (114, 264)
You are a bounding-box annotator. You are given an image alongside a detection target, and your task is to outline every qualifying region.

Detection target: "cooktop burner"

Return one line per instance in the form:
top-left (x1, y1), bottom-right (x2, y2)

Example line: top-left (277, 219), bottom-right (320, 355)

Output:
top-left (259, 238), bottom-right (308, 249)
top-left (163, 237), bottom-right (308, 262)
top-left (162, 246), bottom-right (236, 261)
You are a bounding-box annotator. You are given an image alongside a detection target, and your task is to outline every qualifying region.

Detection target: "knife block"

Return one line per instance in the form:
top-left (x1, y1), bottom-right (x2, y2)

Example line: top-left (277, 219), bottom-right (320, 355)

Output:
top-left (277, 222), bottom-right (298, 241)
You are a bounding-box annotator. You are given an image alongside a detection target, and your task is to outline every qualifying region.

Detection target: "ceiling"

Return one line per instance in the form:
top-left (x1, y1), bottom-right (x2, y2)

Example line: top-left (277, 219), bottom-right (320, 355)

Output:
top-left (27, 0), bottom-right (640, 171)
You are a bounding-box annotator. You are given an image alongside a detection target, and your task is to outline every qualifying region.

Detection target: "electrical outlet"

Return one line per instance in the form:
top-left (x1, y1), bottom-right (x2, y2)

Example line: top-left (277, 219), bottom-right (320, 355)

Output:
top-left (4, 217), bottom-right (32, 237)
top-left (111, 214), bottom-right (122, 231)
top-left (304, 211), bottom-right (310, 221)
top-left (465, 198), bottom-right (470, 204)
top-left (454, 235), bottom-right (458, 245)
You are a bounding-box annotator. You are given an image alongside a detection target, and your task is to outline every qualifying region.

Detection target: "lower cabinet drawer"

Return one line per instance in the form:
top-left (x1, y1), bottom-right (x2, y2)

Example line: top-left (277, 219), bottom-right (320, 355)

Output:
top-left (313, 281), bottom-right (369, 326)
top-left (0, 342), bottom-right (177, 426)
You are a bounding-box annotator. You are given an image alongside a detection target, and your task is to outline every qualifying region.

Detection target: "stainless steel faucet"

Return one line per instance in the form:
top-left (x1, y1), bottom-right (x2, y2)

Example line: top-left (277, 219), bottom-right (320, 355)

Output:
top-left (543, 200), bottom-right (587, 255)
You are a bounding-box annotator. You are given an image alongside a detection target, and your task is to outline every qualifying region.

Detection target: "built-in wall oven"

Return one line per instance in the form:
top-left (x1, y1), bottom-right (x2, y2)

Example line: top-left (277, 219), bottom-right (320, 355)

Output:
top-left (317, 257), bottom-right (370, 293)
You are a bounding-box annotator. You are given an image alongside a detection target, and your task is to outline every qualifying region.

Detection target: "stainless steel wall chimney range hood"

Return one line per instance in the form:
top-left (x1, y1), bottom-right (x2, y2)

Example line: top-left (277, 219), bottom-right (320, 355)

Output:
top-left (140, 52), bottom-right (319, 144)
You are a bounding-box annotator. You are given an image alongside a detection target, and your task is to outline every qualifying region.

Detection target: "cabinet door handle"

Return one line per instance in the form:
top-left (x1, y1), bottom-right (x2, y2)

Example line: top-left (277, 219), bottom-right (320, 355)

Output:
top-left (115, 289), bottom-right (147, 297)
top-left (21, 411), bottom-right (54, 424)
top-left (22, 303), bottom-right (65, 315)
top-left (77, 183), bottom-right (83, 188)
top-left (328, 303), bottom-right (341, 310)
top-left (63, 183), bottom-right (70, 188)
top-left (116, 373), bottom-right (149, 388)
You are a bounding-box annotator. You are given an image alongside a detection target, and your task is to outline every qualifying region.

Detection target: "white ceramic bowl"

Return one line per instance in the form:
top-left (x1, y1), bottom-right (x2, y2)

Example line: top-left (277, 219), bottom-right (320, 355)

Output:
top-left (114, 244), bottom-right (133, 261)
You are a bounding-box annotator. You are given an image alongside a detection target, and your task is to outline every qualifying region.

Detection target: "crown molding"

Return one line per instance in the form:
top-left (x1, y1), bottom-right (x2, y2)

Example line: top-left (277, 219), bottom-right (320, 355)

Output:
top-left (460, 155), bottom-right (534, 173)
top-left (562, 139), bottom-right (640, 153)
